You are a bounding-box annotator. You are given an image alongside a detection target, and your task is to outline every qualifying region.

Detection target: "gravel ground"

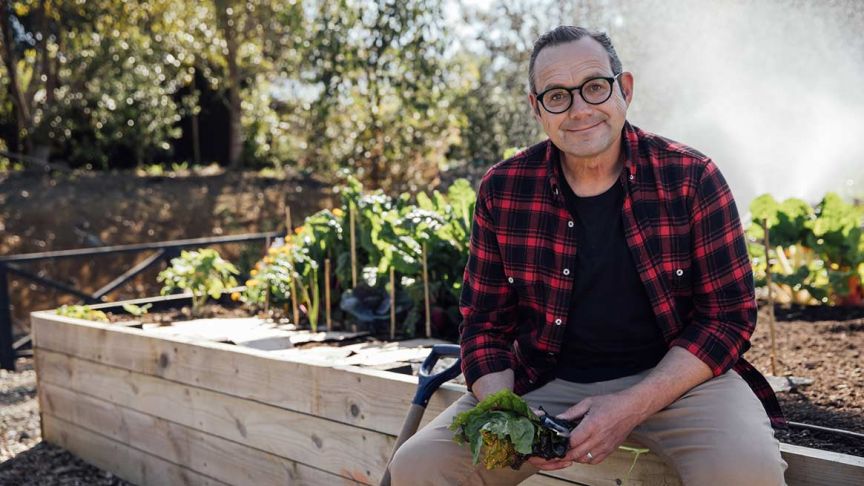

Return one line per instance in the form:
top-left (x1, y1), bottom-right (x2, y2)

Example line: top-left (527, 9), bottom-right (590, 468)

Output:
top-left (0, 358), bottom-right (130, 485)
top-left (0, 304), bottom-right (861, 484)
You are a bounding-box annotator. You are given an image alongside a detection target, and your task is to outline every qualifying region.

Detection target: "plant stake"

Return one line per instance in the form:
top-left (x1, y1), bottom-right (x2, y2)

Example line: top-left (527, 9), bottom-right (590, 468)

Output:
top-left (290, 274), bottom-right (300, 326)
top-left (390, 267), bottom-right (396, 340)
top-left (764, 219), bottom-right (779, 376)
top-left (422, 242), bottom-right (431, 338)
top-left (325, 258), bottom-right (332, 332)
top-left (350, 204), bottom-right (358, 287)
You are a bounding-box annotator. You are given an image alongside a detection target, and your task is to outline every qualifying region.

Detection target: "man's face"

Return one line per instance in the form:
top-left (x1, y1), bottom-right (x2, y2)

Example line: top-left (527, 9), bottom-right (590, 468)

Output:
top-left (529, 37), bottom-right (634, 162)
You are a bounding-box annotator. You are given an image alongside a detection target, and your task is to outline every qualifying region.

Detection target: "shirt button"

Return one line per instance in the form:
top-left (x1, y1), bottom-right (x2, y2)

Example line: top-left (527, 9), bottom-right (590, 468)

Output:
top-left (562, 268), bottom-right (570, 276)
top-left (676, 269), bottom-right (684, 277)
top-left (554, 318), bottom-right (562, 325)
top-left (629, 174), bottom-right (635, 181)
top-left (548, 352), bottom-right (555, 356)
top-left (507, 276), bottom-right (514, 283)
top-left (568, 220), bottom-right (574, 228)
top-left (553, 188), bottom-right (559, 195)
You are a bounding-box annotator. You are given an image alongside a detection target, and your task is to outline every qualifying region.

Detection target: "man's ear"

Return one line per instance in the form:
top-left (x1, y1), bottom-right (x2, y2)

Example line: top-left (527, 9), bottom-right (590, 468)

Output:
top-left (619, 72), bottom-right (634, 106)
top-left (528, 94), bottom-right (542, 121)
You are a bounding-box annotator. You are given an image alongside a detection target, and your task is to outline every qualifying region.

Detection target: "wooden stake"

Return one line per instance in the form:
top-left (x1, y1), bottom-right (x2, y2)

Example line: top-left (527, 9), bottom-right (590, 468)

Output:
top-left (422, 242), bottom-right (431, 338)
top-left (324, 258), bottom-right (332, 332)
top-left (290, 275), bottom-right (300, 326)
top-left (764, 219), bottom-right (779, 376)
top-left (389, 267), bottom-right (396, 340)
top-left (349, 204), bottom-right (357, 287)
top-left (285, 205), bottom-right (293, 235)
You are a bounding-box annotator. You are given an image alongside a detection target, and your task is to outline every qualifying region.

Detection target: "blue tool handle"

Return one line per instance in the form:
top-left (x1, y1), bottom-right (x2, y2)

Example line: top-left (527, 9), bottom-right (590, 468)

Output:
top-left (412, 344), bottom-right (462, 407)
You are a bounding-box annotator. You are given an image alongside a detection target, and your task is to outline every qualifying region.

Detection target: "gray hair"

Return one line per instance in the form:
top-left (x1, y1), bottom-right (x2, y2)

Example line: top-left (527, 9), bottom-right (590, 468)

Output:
top-left (528, 26), bottom-right (623, 94)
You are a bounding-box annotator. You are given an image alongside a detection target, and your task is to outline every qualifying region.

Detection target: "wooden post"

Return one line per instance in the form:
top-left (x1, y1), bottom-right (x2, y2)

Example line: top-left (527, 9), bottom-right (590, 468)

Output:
top-left (285, 205), bottom-right (293, 235)
top-left (290, 275), bottom-right (300, 326)
top-left (389, 267), bottom-right (396, 340)
top-left (764, 219), bottom-right (779, 376)
top-left (422, 242), bottom-right (431, 338)
top-left (324, 258), bottom-right (332, 332)
top-left (349, 204), bottom-right (357, 288)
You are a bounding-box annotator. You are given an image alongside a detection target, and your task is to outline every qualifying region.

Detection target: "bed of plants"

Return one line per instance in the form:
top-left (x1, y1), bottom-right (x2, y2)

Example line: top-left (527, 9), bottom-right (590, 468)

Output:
top-left (128, 176), bottom-right (477, 340)
top-left (746, 192), bottom-right (864, 306)
top-left (57, 186), bottom-right (864, 339)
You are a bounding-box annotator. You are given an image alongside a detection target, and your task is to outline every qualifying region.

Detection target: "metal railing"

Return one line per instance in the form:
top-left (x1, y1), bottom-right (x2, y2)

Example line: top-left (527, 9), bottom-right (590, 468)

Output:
top-left (0, 232), bottom-right (282, 371)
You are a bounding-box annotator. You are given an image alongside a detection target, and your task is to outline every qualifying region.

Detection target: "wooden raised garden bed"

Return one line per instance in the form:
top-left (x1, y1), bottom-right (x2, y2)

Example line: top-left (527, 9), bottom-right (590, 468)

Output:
top-left (31, 303), bottom-right (864, 486)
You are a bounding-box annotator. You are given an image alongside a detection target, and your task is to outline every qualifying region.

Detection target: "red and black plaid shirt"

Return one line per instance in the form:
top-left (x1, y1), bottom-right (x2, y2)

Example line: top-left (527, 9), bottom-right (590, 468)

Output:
top-left (459, 122), bottom-right (785, 428)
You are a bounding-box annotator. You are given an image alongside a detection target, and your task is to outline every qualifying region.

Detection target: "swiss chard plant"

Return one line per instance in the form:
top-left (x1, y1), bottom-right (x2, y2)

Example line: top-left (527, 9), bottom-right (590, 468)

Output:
top-left (157, 249), bottom-right (239, 316)
top-left (746, 192), bottom-right (864, 306)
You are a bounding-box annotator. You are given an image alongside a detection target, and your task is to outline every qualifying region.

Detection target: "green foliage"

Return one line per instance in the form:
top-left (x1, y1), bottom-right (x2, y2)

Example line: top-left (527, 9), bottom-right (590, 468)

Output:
top-left (157, 249), bottom-right (239, 316)
top-left (747, 193), bottom-right (864, 305)
top-left (241, 176), bottom-right (473, 336)
top-left (56, 304), bottom-right (109, 322)
top-left (2, 0), bottom-right (479, 186)
top-left (122, 303), bottom-right (152, 317)
top-left (450, 389), bottom-right (540, 469)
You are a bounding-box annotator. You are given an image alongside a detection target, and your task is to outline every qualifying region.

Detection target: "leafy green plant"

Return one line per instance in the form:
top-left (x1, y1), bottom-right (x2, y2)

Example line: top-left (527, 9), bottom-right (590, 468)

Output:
top-left (239, 176), bottom-right (475, 335)
top-left (746, 192), bottom-right (864, 305)
top-left (450, 390), bottom-right (652, 481)
top-left (122, 303), bottom-right (153, 317)
top-left (450, 389), bottom-right (544, 469)
top-left (56, 305), bottom-right (109, 323)
top-left (157, 249), bottom-right (239, 316)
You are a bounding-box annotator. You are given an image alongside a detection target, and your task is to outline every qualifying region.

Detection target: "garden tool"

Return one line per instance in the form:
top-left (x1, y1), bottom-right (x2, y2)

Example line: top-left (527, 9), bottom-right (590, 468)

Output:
top-left (379, 343), bottom-right (462, 486)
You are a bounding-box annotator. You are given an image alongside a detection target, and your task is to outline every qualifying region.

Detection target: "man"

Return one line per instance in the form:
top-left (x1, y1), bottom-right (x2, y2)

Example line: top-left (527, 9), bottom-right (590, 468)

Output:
top-left (390, 26), bottom-right (787, 485)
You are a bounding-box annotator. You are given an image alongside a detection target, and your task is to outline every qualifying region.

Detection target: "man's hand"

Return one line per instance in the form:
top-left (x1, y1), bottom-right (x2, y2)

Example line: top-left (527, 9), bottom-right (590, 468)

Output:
top-left (556, 392), bottom-right (646, 465)
top-left (525, 392), bottom-right (646, 470)
top-left (528, 347), bottom-right (715, 470)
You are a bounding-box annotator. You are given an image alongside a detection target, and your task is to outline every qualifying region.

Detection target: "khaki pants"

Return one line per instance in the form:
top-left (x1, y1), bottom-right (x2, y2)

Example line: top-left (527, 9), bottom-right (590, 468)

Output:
top-left (389, 370), bottom-right (787, 485)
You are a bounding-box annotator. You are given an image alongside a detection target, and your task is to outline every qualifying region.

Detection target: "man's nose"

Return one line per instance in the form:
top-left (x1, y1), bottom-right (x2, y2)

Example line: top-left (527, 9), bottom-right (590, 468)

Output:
top-left (566, 94), bottom-right (594, 118)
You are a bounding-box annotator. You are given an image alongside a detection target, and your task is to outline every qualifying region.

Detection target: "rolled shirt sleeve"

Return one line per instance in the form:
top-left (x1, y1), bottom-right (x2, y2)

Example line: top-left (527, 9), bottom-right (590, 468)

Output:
top-left (670, 161), bottom-right (758, 376)
top-left (459, 175), bottom-right (520, 389)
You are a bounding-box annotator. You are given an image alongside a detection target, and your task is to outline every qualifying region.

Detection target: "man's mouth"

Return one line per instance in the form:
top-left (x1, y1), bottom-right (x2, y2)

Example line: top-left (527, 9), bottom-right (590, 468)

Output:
top-left (564, 121), bottom-right (602, 132)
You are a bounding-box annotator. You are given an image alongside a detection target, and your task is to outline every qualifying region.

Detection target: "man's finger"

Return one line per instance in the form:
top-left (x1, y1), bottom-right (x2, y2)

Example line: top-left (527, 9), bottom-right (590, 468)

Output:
top-left (556, 399), bottom-right (590, 421)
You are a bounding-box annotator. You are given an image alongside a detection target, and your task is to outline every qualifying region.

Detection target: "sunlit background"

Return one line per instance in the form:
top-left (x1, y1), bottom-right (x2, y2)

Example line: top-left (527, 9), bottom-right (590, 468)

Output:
top-left (3, 0), bottom-right (863, 210)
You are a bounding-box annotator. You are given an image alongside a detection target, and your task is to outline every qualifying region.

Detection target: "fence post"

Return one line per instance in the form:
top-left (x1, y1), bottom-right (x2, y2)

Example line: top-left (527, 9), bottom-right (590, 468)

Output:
top-left (0, 264), bottom-right (16, 371)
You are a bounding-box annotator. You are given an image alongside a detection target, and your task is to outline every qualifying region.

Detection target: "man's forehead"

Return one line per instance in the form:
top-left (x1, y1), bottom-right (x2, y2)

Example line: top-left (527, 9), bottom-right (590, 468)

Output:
top-left (534, 38), bottom-right (612, 90)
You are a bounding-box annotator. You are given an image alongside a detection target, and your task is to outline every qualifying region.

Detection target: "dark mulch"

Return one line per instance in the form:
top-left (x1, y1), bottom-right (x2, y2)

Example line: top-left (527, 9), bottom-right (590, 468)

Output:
top-left (749, 304), bottom-right (864, 457)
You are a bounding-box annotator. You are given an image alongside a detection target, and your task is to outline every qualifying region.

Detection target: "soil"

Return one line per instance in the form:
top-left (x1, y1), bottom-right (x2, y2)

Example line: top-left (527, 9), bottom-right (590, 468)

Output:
top-left (748, 304), bottom-right (864, 456)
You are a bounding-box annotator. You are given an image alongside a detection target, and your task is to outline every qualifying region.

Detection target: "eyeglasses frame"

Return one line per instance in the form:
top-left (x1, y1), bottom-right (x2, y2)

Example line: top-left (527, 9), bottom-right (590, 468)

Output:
top-left (534, 73), bottom-right (624, 114)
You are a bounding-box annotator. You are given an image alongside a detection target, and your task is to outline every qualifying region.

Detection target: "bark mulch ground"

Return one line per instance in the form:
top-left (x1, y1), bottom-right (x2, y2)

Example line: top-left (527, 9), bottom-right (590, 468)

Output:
top-left (0, 303), bottom-right (861, 484)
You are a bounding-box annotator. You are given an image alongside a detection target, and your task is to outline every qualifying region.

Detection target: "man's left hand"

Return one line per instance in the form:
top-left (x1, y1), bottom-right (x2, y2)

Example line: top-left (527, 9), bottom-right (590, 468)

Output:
top-left (556, 392), bottom-right (647, 465)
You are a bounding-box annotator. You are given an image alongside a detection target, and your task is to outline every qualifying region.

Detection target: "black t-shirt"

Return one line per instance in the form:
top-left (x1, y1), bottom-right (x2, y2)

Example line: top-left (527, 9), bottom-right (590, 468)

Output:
top-left (555, 172), bottom-right (667, 383)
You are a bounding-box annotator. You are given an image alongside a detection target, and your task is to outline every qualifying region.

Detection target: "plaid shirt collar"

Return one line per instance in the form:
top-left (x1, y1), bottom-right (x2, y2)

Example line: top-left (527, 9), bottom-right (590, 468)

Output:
top-left (544, 121), bottom-right (640, 204)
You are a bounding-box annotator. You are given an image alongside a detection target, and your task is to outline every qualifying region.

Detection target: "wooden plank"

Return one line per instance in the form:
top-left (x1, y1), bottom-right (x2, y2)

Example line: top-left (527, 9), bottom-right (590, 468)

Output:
top-left (36, 350), bottom-right (391, 484)
top-left (40, 383), bottom-right (364, 486)
top-left (42, 414), bottom-right (227, 486)
top-left (31, 312), bottom-right (464, 435)
top-left (36, 351), bottom-right (677, 486)
top-left (33, 313), bottom-right (863, 486)
top-left (781, 443), bottom-right (864, 486)
top-left (543, 450), bottom-right (679, 486)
